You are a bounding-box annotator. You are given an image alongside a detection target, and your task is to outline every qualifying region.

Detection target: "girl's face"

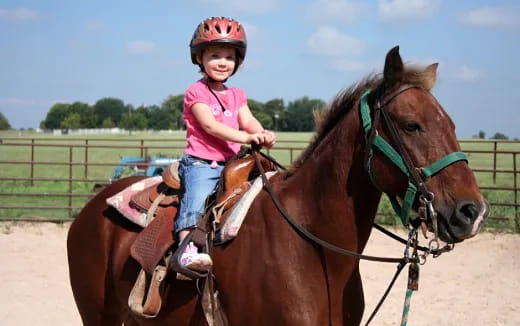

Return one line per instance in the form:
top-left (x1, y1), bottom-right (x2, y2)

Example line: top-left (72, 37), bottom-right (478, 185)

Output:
top-left (198, 45), bottom-right (237, 82)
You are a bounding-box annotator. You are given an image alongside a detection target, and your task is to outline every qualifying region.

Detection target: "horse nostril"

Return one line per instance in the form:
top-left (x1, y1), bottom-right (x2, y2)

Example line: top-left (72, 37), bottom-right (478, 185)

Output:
top-left (458, 203), bottom-right (479, 222)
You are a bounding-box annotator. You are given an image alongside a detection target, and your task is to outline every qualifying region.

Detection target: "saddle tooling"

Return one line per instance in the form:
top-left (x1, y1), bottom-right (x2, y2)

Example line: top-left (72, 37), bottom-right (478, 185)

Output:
top-left (116, 149), bottom-right (276, 320)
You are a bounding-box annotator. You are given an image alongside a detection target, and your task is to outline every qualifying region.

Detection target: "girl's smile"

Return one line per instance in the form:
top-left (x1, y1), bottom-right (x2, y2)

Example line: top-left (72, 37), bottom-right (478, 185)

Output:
top-left (199, 46), bottom-right (237, 82)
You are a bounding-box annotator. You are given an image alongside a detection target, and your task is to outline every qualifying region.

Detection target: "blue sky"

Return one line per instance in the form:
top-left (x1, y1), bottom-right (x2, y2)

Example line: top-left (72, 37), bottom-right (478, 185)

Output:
top-left (1, 0), bottom-right (519, 138)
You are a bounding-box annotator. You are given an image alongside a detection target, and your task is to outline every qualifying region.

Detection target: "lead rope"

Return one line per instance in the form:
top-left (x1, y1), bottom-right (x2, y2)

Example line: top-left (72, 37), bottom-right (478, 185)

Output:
top-left (251, 148), bottom-right (422, 326)
top-left (400, 232), bottom-right (420, 326)
top-left (363, 228), bottom-right (418, 326)
top-left (251, 147), bottom-right (454, 325)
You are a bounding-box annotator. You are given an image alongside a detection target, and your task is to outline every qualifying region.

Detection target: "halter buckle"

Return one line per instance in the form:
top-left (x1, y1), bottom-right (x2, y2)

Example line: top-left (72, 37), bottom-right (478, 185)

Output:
top-left (415, 167), bottom-right (430, 182)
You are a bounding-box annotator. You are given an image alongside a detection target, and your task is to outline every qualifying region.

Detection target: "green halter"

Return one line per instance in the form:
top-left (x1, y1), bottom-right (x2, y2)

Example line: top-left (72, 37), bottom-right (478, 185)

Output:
top-left (359, 89), bottom-right (468, 226)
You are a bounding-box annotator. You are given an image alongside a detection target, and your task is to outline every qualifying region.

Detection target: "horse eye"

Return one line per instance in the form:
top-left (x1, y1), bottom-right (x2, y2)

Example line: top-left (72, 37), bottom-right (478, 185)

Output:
top-left (402, 122), bottom-right (422, 133)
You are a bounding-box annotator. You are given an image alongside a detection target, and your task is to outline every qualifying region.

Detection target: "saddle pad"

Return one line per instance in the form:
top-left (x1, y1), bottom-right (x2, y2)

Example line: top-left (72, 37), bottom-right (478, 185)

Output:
top-left (218, 171), bottom-right (277, 243)
top-left (106, 176), bottom-right (163, 227)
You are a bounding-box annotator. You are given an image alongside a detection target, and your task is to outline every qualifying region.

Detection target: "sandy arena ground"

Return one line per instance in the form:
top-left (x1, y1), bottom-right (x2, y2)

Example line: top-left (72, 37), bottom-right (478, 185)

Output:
top-left (0, 222), bottom-right (518, 325)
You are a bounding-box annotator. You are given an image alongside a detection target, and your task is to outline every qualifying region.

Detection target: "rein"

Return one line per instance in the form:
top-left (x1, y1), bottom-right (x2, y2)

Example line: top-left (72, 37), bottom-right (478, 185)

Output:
top-left (251, 149), bottom-right (418, 326)
top-left (249, 84), bottom-right (469, 325)
top-left (251, 150), bottom-right (416, 264)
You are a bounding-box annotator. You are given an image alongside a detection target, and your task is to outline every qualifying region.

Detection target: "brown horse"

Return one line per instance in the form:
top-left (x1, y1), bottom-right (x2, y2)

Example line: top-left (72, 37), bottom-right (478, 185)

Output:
top-left (67, 46), bottom-right (488, 325)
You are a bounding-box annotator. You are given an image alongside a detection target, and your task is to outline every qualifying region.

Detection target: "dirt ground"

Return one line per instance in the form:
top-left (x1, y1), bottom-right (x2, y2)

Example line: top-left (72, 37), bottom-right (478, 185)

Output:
top-left (0, 222), bottom-right (518, 326)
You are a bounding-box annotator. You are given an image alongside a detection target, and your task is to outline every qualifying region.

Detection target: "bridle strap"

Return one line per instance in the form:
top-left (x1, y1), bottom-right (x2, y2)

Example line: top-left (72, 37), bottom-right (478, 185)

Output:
top-left (251, 149), bottom-right (416, 264)
top-left (360, 86), bottom-right (468, 226)
top-left (252, 148), bottom-right (450, 256)
top-left (378, 88), bottom-right (433, 199)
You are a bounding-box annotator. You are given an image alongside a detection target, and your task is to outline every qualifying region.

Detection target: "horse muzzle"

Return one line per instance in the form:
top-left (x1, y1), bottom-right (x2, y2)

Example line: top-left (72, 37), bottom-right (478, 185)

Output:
top-left (435, 200), bottom-right (489, 243)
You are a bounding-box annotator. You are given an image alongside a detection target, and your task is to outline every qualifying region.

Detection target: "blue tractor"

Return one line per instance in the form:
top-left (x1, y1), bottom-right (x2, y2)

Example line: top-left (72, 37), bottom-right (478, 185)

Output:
top-left (110, 156), bottom-right (180, 182)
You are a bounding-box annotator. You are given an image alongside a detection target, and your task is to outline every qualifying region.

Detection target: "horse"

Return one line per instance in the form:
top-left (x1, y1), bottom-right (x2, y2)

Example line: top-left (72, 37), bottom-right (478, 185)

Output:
top-left (67, 46), bottom-right (488, 325)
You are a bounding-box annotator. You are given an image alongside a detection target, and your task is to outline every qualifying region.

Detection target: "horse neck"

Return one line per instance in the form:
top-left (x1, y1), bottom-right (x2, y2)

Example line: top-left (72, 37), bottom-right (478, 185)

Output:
top-left (286, 105), bottom-right (383, 247)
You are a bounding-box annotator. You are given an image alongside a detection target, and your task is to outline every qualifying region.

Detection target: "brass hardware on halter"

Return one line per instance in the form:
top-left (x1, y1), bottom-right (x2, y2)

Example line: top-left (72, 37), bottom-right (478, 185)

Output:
top-left (415, 167), bottom-right (431, 182)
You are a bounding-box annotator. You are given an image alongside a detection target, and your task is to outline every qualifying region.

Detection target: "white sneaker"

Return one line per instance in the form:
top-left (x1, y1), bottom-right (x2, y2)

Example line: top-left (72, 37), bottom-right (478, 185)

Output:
top-left (176, 242), bottom-right (213, 280)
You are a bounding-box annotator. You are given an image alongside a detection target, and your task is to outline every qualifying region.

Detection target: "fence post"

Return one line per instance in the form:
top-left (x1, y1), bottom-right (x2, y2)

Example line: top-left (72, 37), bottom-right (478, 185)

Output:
top-left (84, 139), bottom-right (89, 179)
top-left (30, 139), bottom-right (35, 186)
top-left (69, 146), bottom-right (73, 218)
top-left (514, 153), bottom-right (519, 232)
top-left (493, 141), bottom-right (497, 184)
top-left (140, 139), bottom-right (144, 157)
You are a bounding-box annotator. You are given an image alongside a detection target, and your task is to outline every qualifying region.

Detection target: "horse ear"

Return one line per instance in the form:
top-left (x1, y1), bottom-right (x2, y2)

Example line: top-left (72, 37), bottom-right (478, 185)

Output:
top-left (383, 46), bottom-right (404, 89)
top-left (422, 63), bottom-right (439, 90)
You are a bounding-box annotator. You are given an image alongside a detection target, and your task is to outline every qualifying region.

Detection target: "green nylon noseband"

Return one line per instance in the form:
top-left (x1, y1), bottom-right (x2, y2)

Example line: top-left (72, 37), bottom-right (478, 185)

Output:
top-left (360, 89), bottom-right (468, 226)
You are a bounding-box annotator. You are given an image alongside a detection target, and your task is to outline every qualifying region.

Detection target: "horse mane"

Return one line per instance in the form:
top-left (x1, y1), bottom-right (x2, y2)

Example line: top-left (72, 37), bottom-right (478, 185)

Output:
top-left (289, 64), bottom-right (437, 172)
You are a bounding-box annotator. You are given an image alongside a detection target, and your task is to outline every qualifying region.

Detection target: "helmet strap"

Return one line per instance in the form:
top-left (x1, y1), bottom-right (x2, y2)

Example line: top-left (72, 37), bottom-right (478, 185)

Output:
top-left (205, 78), bottom-right (228, 112)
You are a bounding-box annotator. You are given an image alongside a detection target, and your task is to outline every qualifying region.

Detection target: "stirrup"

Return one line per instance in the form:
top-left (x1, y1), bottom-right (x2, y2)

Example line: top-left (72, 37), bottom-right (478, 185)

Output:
top-left (171, 229), bottom-right (210, 280)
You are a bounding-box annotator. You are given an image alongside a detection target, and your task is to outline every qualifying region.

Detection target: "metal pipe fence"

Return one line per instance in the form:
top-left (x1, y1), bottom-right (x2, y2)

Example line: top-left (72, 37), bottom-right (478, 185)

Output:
top-left (0, 137), bottom-right (518, 230)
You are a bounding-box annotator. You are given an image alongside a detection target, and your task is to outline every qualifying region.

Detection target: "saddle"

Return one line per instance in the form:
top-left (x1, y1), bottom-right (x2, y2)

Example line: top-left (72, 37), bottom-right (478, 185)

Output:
top-left (128, 151), bottom-right (276, 319)
top-left (131, 161), bottom-right (181, 218)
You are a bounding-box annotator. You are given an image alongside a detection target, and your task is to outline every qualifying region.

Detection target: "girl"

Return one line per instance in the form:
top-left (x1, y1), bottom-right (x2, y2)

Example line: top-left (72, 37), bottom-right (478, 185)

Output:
top-left (175, 17), bottom-right (276, 278)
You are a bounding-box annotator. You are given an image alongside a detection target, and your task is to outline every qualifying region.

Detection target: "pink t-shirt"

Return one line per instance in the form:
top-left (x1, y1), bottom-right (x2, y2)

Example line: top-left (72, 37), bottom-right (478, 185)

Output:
top-left (183, 79), bottom-right (248, 162)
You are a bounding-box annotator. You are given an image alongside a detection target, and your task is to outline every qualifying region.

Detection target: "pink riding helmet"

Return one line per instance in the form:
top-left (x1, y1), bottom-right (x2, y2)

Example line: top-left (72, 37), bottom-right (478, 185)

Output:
top-left (190, 17), bottom-right (247, 73)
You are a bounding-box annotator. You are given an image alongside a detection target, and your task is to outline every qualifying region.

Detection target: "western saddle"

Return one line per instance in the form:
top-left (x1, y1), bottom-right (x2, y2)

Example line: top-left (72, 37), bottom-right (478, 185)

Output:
top-left (127, 149), bottom-right (276, 318)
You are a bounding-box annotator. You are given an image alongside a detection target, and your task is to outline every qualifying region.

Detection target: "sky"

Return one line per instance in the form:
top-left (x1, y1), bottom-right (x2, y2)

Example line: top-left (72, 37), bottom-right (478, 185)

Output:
top-left (1, 0), bottom-right (519, 138)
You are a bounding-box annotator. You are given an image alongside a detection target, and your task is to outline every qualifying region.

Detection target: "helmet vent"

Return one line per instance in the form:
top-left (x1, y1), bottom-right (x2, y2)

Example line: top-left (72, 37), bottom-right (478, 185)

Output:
top-left (215, 24), bottom-right (221, 34)
top-left (226, 25), bottom-right (232, 34)
top-left (203, 23), bottom-right (210, 31)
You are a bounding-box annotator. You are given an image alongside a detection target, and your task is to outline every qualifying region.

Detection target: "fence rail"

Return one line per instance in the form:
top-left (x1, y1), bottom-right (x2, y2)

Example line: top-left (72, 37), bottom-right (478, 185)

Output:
top-left (0, 137), bottom-right (518, 231)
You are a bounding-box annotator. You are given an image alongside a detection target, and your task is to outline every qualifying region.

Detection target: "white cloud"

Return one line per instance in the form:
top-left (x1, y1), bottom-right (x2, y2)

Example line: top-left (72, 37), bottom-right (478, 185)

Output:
top-left (307, 26), bottom-right (365, 57)
top-left (378, 0), bottom-right (441, 24)
top-left (0, 7), bottom-right (40, 21)
top-left (307, 0), bottom-right (368, 25)
top-left (454, 65), bottom-right (483, 82)
top-left (192, 0), bottom-right (277, 14)
top-left (331, 59), bottom-right (367, 72)
top-left (127, 41), bottom-right (157, 54)
top-left (85, 20), bottom-right (105, 32)
top-left (0, 97), bottom-right (59, 106)
top-left (459, 6), bottom-right (520, 29)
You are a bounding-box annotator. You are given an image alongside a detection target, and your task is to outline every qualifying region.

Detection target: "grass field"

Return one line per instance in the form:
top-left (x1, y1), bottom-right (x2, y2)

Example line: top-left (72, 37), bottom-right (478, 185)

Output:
top-left (0, 130), bottom-right (518, 231)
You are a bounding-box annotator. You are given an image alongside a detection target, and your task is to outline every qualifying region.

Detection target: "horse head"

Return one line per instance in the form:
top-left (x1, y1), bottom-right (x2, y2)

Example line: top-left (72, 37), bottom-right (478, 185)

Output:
top-left (366, 46), bottom-right (488, 244)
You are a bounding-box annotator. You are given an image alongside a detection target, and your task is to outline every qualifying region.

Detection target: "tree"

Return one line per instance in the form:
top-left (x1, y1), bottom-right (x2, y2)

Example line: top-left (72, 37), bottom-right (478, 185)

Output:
top-left (70, 102), bottom-right (97, 128)
top-left (134, 105), bottom-right (151, 121)
top-left (283, 97), bottom-right (325, 131)
top-left (264, 99), bottom-right (285, 131)
top-left (120, 112), bottom-right (148, 131)
top-left (42, 103), bottom-right (71, 129)
top-left (490, 132), bottom-right (509, 140)
top-left (147, 105), bottom-right (172, 130)
top-left (61, 113), bottom-right (81, 129)
top-left (478, 130), bottom-right (486, 139)
top-left (94, 98), bottom-right (127, 127)
top-left (101, 117), bottom-right (115, 128)
top-left (161, 95), bottom-right (184, 130)
top-left (248, 99), bottom-right (272, 129)
top-left (0, 112), bottom-right (11, 130)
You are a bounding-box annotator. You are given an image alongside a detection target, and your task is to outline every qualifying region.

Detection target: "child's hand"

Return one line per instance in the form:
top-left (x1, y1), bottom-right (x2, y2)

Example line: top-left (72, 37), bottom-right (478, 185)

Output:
top-left (246, 132), bottom-right (267, 146)
top-left (261, 130), bottom-right (276, 148)
top-left (246, 130), bottom-right (276, 148)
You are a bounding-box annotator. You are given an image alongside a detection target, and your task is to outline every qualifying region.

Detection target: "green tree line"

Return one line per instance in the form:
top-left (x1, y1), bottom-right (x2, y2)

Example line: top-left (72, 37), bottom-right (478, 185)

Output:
top-left (0, 112), bottom-right (11, 130)
top-left (39, 94), bottom-right (327, 132)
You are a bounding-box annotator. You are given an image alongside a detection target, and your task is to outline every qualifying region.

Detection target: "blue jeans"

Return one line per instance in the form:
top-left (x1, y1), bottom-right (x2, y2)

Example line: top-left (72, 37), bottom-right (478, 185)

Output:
top-left (175, 154), bottom-right (224, 232)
